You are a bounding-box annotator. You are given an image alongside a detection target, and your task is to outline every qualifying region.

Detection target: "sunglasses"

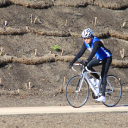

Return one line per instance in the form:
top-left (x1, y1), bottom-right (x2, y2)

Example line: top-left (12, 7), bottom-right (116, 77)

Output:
top-left (84, 38), bottom-right (90, 40)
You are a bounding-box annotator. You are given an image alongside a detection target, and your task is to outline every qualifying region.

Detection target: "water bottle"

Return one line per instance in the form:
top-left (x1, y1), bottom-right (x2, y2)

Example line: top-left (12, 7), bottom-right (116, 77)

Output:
top-left (90, 77), bottom-right (96, 87)
top-left (90, 77), bottom-right (99, 93)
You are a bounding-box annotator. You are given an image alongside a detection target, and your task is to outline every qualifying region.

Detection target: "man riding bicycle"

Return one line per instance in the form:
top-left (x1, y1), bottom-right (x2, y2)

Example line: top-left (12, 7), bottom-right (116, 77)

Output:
top-left (69, 28), bottom-right (112, 102)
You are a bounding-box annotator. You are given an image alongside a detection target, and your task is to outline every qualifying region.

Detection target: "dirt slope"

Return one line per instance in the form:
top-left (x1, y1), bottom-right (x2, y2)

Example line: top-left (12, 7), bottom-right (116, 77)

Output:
top-left (0, 0), bottom-right (127, 112)
top-left (0, 0), bottom-right (128, 127)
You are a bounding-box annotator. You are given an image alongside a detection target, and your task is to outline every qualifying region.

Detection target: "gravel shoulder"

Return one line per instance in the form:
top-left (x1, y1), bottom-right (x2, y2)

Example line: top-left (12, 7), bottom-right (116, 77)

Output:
top-left (0, 112), bottom-right (128, 128)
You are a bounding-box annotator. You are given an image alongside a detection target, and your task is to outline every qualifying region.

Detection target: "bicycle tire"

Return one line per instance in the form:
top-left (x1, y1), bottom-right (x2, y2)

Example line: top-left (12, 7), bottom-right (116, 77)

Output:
top-left (65, 75), bottom-right (89, 108)
top-left (102, 75), bottom-right (122, 107)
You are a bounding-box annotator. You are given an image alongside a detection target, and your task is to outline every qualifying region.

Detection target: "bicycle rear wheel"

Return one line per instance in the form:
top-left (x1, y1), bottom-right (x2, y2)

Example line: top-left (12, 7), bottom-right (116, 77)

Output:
top-left (66, 75), bottom-right (89, 108)
top-left (102, 75), bottom-right (122, 107)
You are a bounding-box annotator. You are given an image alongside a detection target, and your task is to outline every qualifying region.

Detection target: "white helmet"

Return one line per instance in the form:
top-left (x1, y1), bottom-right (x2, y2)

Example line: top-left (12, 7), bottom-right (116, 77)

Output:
top-left (81, 28), bottom-right (93, 39)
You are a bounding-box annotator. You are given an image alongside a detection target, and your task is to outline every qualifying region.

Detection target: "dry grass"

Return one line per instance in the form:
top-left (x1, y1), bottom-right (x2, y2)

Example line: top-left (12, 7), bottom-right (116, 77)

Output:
top-left (0, 47), bottom-right (3, 55)
top-left (120, 49), bottom-right (124, 59)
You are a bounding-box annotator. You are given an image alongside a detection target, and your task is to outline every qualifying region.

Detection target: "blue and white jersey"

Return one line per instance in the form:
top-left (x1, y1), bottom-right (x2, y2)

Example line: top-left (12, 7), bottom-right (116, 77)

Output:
top-left (84, 36), bottom-right (111, 61)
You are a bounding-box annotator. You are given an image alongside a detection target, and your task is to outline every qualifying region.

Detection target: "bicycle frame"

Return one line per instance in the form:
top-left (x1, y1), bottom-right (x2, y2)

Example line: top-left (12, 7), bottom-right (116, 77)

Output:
top-left (72, 63), bottom-right (115, 97)
top-left (72, 64), bottom-right (101, 96)
top-left (86, 70), bottom-right (114, 95)
top-left (84, 72), bottom-right (99, 96)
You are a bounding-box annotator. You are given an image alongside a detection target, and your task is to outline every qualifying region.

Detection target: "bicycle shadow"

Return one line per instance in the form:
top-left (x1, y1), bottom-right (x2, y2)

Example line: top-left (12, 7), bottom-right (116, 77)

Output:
top-left (123, 105), bottom-right (128, 106)
top-left (115, 105), bottom-right (128, 107)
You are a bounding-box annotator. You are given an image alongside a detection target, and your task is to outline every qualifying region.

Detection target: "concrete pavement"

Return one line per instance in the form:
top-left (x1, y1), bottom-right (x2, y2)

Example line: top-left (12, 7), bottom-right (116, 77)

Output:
top-left (0, 105), bottom-right (128, 115)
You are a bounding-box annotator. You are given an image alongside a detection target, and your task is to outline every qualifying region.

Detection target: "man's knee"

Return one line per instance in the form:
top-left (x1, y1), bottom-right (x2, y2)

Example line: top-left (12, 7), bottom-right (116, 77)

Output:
top-left (87, 65), bottom-right (92, 70)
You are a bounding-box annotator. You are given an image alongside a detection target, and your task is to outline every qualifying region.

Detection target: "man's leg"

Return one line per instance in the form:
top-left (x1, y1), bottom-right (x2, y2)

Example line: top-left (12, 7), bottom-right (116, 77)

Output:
top-left (87, 58), bottom-right (102, 79)
top-left (101, 57), bottom-right (112, 96)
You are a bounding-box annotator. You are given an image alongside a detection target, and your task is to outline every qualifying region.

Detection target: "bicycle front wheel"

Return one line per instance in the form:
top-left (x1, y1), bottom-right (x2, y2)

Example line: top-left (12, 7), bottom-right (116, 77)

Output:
top-left (66, 75), bottom-right (89, 108)
top-left (102, 75), bottom-right (122, 107)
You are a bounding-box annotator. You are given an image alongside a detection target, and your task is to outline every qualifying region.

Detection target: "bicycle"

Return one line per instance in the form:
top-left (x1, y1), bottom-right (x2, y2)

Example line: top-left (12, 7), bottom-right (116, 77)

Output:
top-left (66, 59), bottom-right (122, 108)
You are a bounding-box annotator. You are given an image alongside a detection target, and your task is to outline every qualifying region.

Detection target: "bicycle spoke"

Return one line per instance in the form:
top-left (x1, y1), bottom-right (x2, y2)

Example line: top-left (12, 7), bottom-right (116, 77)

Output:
top-left (72, 93), bottom-right (79, 106)
top-left (66, 75), bottom-right (89, 108)
top-left (102, 75), bottom-right (122, 107)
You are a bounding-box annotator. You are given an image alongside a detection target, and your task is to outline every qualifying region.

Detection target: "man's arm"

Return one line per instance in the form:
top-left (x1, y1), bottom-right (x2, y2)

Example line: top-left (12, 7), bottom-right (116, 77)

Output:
top-left (87, 41), bottom-right (101, 62)
top-left (70, 43), bottom-right (86, 64)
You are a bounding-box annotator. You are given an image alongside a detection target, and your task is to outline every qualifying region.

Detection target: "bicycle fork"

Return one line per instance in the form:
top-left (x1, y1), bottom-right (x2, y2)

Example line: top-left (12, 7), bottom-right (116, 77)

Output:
top-left (75, 75), bottom-right (84, 92)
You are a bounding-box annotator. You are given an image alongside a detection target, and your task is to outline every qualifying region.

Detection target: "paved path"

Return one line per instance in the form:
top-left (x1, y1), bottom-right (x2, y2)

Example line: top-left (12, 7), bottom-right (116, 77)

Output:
top-left (0, 105), bottom-right (128, 115)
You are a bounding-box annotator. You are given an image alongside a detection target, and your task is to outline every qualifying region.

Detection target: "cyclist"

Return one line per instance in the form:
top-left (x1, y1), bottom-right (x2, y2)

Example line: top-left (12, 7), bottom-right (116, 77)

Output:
top-left (69, 28), bottom-right (112, 102)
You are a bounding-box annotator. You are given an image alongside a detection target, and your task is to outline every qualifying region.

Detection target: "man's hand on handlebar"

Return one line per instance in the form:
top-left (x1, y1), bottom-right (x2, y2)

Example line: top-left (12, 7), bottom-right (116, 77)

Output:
top-left (79, 60), bottom-right (88, 66)
top-left (84, 60), bottom-right (88, 66)
top-left (68, 59), bottom-right (88, 69)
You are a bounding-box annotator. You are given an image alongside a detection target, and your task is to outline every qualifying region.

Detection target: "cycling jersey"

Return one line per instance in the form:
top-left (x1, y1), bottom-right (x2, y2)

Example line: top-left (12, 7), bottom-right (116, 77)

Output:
top-left (70, 36), bottom-right (112, 64)
top-left (84, 36), bottom-right (111, 61)
top-left (70, 35), bottom-right (112, 97)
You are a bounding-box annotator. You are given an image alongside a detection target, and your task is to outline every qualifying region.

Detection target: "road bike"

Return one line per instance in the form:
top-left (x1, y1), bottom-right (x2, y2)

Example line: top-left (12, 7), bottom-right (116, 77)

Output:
top-left (66, 59), bottom-right (122, 108)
